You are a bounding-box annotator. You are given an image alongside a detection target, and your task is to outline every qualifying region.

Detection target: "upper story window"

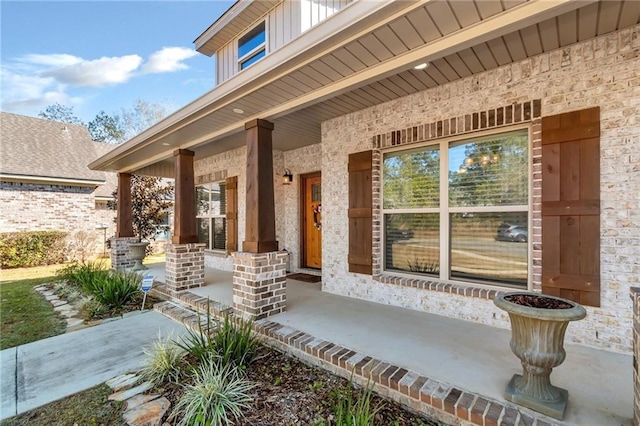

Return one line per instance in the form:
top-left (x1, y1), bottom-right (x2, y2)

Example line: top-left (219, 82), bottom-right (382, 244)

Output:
top-left (238, 21), bottom-right (266, 71)
top-left (382, 129), bottom-right (529, 288)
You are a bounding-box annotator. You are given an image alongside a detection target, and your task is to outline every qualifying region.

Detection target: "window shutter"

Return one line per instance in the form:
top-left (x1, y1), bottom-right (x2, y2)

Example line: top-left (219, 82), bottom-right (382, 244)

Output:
top-left (541, 107), bottom-right (600, 307)
top-left (348, 151), bottom-right (373, 275)
top-left (226, 176), bottom-right (238, 254)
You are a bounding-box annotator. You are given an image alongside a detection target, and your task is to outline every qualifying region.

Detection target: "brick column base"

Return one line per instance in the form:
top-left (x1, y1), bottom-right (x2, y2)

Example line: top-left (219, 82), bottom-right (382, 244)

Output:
top-left (110, 237), bottom-right (138, 270)
top-left (232, 251), bottom-right (287, 320)
top-left (165, 243), bottom-right (205, 291)
top-left (632, 287), bottom-right (640, 426)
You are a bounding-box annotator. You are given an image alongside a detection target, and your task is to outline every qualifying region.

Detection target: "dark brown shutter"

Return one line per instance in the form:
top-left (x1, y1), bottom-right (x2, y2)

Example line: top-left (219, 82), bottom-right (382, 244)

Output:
top-left (541, 107), bottom-right (600, 307)
top-left (226, 176), bottom-right (238, 254)
top-left (348, 151), bottom-right (373, 275)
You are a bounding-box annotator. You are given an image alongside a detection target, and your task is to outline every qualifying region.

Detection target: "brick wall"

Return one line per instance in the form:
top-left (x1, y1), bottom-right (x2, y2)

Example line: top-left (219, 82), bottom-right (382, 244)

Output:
top-left (321, 26), bottom-right (639, 354)
top-left (165, 243), bottom-right (205, 291)
top-left (0, 181), bottom-right (114, 257)
top-left (633, 287), bottom-right (640, 426)
top-left (232, 251), bottom-right (288, 320)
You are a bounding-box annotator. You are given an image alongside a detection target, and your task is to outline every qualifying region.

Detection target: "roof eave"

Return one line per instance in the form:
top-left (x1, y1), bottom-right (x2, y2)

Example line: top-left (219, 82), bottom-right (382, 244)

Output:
top-left (0, 173), bottom-right (106, 187)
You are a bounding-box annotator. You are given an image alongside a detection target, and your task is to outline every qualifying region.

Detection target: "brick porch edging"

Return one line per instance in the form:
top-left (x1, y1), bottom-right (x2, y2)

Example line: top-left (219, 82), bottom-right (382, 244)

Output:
top-left (151, 285), bottom-right (561, 426)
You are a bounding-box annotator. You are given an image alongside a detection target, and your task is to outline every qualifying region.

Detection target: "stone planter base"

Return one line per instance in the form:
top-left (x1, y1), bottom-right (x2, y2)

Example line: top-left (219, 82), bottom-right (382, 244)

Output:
top-left (129, 242), bottom-right (149, 271)
top-left (505, 374), bottom-right (569, 419)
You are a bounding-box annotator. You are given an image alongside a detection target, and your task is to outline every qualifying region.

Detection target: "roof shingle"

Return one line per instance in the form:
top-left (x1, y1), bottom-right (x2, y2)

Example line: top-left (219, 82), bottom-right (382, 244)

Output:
top-left (1, 112), bottom-right (114, 183)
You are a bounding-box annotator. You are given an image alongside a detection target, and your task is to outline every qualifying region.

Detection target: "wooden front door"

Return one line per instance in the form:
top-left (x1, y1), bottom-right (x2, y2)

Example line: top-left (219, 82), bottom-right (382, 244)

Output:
top-left (302, 173), bottom-right (322, 269)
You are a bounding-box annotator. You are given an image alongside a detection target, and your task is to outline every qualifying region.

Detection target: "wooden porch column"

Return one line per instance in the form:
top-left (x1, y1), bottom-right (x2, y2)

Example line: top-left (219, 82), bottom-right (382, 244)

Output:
top-left (115, 172), bottom-right (134, 237)
top-left (172, 149), bottom-right (198, 244)
top-left (243, 119), bottom-right (278, 253)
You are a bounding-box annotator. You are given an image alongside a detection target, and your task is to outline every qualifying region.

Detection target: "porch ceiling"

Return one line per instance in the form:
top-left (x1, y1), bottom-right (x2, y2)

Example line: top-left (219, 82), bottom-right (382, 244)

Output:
top-left (90, 0), bottom-right (640, 176)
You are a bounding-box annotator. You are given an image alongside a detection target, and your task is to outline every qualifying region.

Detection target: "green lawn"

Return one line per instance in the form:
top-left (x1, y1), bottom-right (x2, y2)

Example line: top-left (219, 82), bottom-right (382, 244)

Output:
top-left (0, 276), bottom-right (66, 350)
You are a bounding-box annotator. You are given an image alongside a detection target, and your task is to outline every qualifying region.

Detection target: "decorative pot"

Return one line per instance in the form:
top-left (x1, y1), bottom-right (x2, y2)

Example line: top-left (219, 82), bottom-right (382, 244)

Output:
top-left (493, 292), bottom-right (586, 420)
top-left (129, 241), bottom-right (150, 271)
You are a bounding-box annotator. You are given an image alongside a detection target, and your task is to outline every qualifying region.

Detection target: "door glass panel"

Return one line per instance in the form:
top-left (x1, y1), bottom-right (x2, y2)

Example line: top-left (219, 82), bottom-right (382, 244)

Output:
top-left (311, 183), bottom-right (321, 202)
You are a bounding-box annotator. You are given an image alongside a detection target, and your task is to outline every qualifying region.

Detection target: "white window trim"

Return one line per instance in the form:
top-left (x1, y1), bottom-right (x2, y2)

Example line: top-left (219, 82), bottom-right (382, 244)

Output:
top-left (237, 19), bottom-right (268, 71)
top-left (380, 124), bottom-right (532, 290)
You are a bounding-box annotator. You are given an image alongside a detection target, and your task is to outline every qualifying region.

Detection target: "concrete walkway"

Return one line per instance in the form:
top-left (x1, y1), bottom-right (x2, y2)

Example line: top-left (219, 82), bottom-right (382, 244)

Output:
top-left (0, 311), bottom-right (186, 421)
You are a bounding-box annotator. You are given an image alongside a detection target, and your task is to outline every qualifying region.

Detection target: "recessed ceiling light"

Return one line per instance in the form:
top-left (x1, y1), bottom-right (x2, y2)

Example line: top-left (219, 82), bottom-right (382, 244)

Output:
top-left (233, 108), bottom-right (244, 114)
top-left (161, 142), bottom-right (171, 146)
top-left (414, 62), bottom-right (429, 70)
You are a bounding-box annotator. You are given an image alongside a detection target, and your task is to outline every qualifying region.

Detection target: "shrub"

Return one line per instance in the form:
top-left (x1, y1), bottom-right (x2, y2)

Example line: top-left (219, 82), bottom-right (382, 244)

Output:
top-left (65, 230), bottom-right (99, 263)
top-left (57, 260), bottom-right (108, 290)
top-left (89, 270), bottom-right (140, 310)
top-left (331, 379), bottom-right (380, 426)
top-left (176, 311), bottom-right (260, 369)
top-left (60, 263), bottom-right (139, 311)
top-left (172, 357), bottom-right (255, 426)
top-left (139, 333), bottom-right (186, 386)
top-left (212, 314), bottom-right (260, 369)
top-left (80, 298), bottom-right (107, 320)
top-left (0, 230), bottom-right (67, 269)
top-left (175, 311), bottom-right (216, 365)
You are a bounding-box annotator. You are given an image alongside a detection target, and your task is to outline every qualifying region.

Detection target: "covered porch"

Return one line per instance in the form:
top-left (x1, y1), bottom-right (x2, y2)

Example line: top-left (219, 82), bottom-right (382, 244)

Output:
top-left (145, 262), bottom-right (632, 426)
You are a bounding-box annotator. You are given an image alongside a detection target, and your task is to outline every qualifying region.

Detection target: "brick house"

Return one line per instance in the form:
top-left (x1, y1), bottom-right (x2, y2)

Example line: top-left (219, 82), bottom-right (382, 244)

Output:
top-left (92, 0), bottom-right (639, 415)
top-left (0, 112), bottom-right (117, 255)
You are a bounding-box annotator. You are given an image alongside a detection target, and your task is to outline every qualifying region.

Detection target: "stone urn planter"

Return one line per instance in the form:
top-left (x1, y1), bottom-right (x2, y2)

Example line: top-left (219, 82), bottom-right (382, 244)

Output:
top-left (128, 241), bottom-right (150, 271)
top-left (494, 292), bottom-right (586, 420)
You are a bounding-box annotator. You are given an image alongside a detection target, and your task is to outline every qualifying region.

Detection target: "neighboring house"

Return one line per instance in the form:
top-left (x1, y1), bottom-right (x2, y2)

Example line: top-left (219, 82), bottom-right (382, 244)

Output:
top-left (0, 112), bottom-right (117, 255)
top-left (92, 0), bottom-right (639, 363)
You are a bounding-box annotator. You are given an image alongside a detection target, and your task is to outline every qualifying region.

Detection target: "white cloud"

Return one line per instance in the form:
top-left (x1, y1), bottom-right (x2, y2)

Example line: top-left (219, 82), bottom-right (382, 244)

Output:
top-left (42, 54), bottom-right (142, 87)
top-left (1, 47), bottom-right (200, 115)
top-left (143, 47), bottom-right (198, 74)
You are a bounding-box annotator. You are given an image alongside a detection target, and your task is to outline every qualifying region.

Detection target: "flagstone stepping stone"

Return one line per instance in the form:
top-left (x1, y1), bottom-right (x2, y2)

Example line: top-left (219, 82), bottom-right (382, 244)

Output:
top-left (106, 373), bottom-right (140, 391)
top-left (109, 382), bottom-right (153, 401)
top-left (59, 309), bottom-right (79, 318)
top-left (65, 318), bottom-right (84, 328)
top-left (45, 294), bottom-right (59, 301)
top-left (51, 299), bottom-right (67, 307)
top-left (122, 396), bottom-right (170, 426)
top-left (124, 394), bottom-right (161, 411)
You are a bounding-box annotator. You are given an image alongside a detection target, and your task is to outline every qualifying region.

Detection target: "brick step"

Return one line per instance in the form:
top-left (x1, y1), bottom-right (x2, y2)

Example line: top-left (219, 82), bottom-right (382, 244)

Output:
top-left (150, 284), bottom-right (232, 319)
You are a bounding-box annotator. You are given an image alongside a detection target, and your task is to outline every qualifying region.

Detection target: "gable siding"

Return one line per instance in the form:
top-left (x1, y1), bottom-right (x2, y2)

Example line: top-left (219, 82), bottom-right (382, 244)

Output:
top-left (216, 0), bottom-right (351, 85)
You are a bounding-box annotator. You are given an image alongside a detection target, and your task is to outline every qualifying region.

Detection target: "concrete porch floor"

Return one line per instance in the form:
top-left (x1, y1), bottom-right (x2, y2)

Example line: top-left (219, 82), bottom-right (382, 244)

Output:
top-left (144, 263), bottom-right (632, 425)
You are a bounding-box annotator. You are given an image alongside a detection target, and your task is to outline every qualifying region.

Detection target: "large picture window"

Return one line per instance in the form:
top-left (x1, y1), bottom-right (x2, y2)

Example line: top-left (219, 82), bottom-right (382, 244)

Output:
top-left (196, 181), bottom-right (227, 251)
top-left (382, 129), bottom-right (529, 287)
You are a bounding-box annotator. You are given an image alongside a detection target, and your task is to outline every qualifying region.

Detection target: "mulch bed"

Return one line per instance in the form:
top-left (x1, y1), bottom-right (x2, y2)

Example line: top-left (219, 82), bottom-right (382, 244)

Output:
top-left (158, 347), bottom-right (441, 426)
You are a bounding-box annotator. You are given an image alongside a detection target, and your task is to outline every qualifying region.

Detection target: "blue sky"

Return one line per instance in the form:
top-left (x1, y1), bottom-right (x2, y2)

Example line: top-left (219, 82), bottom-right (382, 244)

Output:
top-left (1, 1), bottom-right (235, 123)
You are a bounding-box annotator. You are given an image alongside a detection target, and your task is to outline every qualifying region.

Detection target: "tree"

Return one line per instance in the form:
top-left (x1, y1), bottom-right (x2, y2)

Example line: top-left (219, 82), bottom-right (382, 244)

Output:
top-left (120, 100), bottom-right (170, 140)
top-left (88, 111), bottom-right (125, 143)
top-left (38, 103), bottom-right (84, 125)
top-left (108, 176), bottom-right (174, 241)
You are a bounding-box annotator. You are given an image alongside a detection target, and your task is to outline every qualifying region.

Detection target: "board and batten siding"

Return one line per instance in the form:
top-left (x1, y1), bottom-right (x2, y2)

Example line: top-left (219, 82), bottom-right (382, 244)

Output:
top-left (216, 0), bottom-right (352, 85)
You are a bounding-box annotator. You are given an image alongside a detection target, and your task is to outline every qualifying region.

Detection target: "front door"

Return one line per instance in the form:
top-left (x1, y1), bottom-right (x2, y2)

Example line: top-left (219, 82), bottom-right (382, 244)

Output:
top-left (302, 173), bottom-right (322, 269)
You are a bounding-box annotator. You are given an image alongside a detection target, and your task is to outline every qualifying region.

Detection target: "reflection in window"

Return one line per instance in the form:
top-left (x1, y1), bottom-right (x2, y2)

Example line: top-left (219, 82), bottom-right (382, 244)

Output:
top-left (238, 22), bottom-right (266, 70)
top-left (384, 213), bottom-right (439, 276)
top-left (195, 181), bottom-right (227, 251)
top-left (382, 129), bottom-right (529, 287)
top-left (450, 212), bottom-right (527, 286)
